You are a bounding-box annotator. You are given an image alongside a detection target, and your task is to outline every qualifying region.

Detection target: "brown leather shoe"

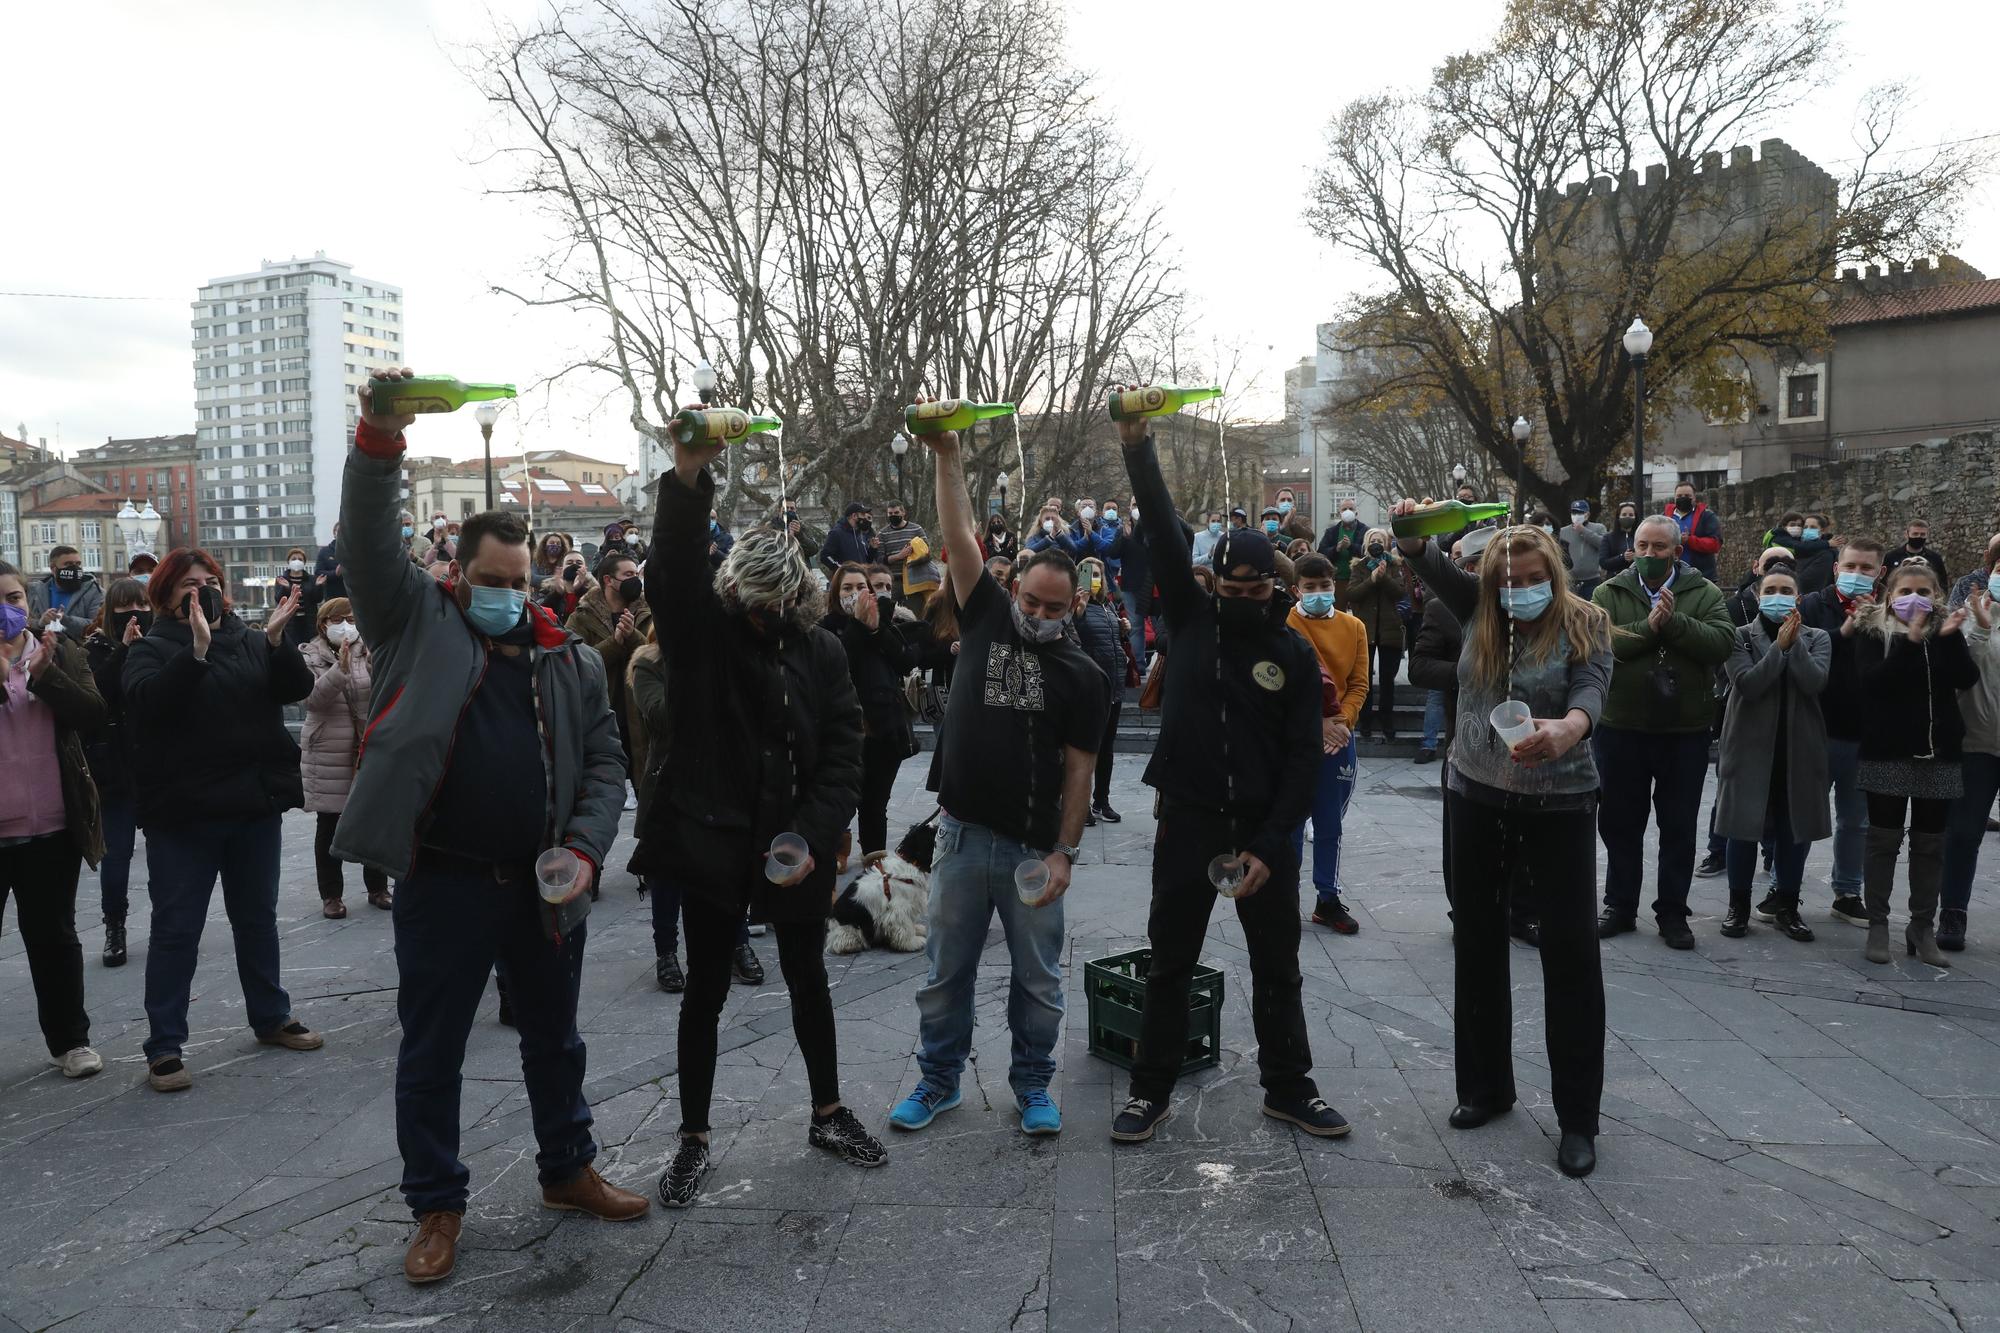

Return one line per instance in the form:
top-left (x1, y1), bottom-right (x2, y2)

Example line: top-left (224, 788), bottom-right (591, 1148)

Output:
top-left (541, 1165), bottom-right (650, 1221)
top-left (404, 1210), bottom-right (462, 1285)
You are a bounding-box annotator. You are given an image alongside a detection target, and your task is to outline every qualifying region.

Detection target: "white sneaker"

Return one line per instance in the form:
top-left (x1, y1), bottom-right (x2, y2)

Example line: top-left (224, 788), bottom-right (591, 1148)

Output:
top-left (623, 781), bottom-right (639, 813)
top-left (1306, 823), bottom-right (1315, 843)
top-left (52, 1047), bottom-right (103, 1079)
top-left (747, 924), bottom-right (768, 937)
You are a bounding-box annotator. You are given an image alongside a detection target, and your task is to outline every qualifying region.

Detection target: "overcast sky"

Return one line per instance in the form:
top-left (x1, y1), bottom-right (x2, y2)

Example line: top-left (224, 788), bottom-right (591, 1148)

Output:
top-left (2, 0), bottom-right (1992, 470)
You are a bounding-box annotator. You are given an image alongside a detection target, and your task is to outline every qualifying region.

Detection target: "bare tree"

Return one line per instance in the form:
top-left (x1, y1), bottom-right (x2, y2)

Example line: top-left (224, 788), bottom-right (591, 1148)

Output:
top-left (478, 0), bottom-right (1178, 520)
top-left (1305, 0), bottom-right (1988, 514)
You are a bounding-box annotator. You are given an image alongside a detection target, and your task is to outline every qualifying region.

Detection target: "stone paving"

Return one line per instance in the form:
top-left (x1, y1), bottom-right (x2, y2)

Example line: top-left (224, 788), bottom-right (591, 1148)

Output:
top-left (3, 756), bottom-right (1999, 1331)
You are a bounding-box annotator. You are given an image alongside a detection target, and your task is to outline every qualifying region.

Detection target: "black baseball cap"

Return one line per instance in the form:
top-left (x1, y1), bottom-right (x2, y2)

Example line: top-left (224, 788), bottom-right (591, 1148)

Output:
top-left (1212, 529), bottom-right (1276, 579)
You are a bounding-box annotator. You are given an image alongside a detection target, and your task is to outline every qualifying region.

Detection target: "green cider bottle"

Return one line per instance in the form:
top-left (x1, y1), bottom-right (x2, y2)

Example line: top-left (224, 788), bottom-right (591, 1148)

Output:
top-left (1106, 384), bottom-right (1222, 421)
top-left (904, 399), bottom-right (1016, 435)
top-left (670, 407), bottom-right (783, 446)
top-left (1390, 499), bottom-right (1513, 540)
top-left (369, 375), bottom-right (516, 416)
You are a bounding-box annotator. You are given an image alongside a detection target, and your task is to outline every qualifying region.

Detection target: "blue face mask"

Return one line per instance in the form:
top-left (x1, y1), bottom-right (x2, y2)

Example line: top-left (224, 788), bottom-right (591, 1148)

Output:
top-left (1759, 593), bottom-right (1797, 620)
top-left (1836, 571), bottom-right (1875, 598)
top-left (463, 583), bottom-right (527, 636)
top-left (1278, 500), bottom-right (1293, 515)
top-left (1263, 520), bottom-right (1280, 535)
top-left (1498, 581), bottom-right (1554, 620)
top-left (401, 525), bottom-right (415, 539)
top-left (1299, 591), bottom-right (1336, 618)
top-left (1801, 527), bottom-right (1821, 541)
top-left (1208, 522), bottom-right (1223, 536)
top-left (1988, 572), bottom-right (2000, 600)
top-left (133, 573), bottom-right (150, 586)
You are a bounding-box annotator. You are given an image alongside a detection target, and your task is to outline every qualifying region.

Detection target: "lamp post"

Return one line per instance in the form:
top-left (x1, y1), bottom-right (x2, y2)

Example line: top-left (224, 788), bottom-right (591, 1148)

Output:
top-left (475, 400), bottom-right (503, 510)
top-left (693, 358), bottom-right (718, 406)
top-left (890, 432), bottom-right (909, 506)
top-left (1451, 461), bottom-right (1467, 497)
top-left (1510, 416), bottom-right (1531, 520)
top-left (1623, 317), bottom-right (1653, 509)
top-left (996, 469), bottom-right (1009, 520)
top-left (135, 499), bottom-right (162, 556)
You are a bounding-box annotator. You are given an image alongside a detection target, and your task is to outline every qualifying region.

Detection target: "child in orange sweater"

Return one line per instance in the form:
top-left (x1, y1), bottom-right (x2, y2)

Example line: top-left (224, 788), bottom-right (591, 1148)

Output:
top-left (1287, 554), bottom-right (1369, 933)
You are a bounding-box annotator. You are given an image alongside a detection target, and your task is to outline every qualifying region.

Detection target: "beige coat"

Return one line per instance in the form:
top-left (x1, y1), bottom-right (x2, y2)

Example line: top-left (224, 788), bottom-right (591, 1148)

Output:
top-left (300, 636), bottom-right (372, 814)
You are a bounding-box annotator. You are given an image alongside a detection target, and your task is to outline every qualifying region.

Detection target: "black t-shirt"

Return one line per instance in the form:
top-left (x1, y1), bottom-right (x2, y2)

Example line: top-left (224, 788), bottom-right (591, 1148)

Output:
top-left (422, 634), bottom-right (546, 865)
top-left (936, 571), bottom-right (1109, 850)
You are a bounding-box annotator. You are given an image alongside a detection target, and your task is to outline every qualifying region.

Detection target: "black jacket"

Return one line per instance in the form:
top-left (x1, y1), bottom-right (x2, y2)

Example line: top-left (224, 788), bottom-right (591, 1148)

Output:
top-left (1887, 541), bottom-right (1948, 587)
top-left (819, 522), bottom-right (878, 570)
top-left (647, 466), bottom-right (864, 924)
top-left (1107, 515), bottom-right (1192, 617)
top-left (1798, 588), bottom-right (1864, 742)
top-left (1599, 525), bottom-right (1637, 578)
top-left (1124, 436), bottom-right (1320, 872)
top-left (822, 607), bottom-right (921, 759)
top-left (1407, 596), bottom-right (1464, 746)
top-left (1791, 536), bottom-right (1835, 595)
top-left (121, 612), bottom-right (312, 827)
top-left (84, 630), bottom-right (137, 796)
top-left (1852, 621), bottom-right (1980, 762)
top-left (1073, 601), bottom-right (1126, 687)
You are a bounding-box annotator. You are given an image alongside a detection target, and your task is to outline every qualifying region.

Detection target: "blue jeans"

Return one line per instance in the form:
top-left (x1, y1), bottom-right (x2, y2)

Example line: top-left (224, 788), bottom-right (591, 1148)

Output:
top-left (142, 815), bottom-right (292, 1062)
top-left (394, 855), bottom-right (595, 1216)
top-left (1422, 691), bottom-right (1445, 749)
top-left (1120, 590), bottom-right (1147, 671)
top-left (1942, 751), bottom-right (2000, 915)
top-left (1826, 737), bottom-right (1868, 897)
top-left (1289, 740), bottom-right (1357, 908)
top-left (915, 816), bottom-right (1065, 1100)
top-left (99, 791), bottom-right (138, 920)
top-left (645, 876), bottom-right (748, 956)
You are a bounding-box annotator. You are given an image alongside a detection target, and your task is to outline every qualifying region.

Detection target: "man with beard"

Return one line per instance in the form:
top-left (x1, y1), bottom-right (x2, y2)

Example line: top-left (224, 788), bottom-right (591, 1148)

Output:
top-left (1105, 390), bottom-right (1349, 1144)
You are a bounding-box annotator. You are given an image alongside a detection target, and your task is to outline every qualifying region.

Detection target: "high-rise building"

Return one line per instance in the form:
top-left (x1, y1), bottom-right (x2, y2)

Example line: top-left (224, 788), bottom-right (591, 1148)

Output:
top-left (191, 253), bottom-right (403, 607)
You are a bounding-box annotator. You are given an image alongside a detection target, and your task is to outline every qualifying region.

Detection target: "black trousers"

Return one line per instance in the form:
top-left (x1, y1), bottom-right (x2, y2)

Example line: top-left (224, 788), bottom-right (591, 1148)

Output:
top-left (1593, 726), bottom-right (1711, 922)
top-left (1446, 790), bottom-right (1603, 1135)
top-left (1094, 698), bottom-right (1123, 804)
top-left (313, 812), bottom-right (388, 901)
top-left (1369, 645), bottom-right (1403, 736)
top-left (0, 833), bottom-right (89, 1057)
top-left (1130, 800), bottom-right (1316, 1104)
top-left (857, 733), bottom-right (906, 858)
top-left (678, 895), bottom-right (839, 1133)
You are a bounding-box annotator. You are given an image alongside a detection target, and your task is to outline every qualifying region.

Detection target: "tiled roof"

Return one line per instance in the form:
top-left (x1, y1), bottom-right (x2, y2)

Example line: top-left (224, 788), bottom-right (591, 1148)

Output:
top-left (1829, 278), bottom-right (2000, 328)
top-left (29, 494), bottom-right (120, 516)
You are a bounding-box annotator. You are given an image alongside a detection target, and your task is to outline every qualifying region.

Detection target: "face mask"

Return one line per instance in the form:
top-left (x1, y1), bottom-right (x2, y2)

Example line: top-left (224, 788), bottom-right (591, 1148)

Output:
top-left (1633, 554), bottom-right (1672, 582)
top-left (839, 592), bottom-right (863, 615)
top-left (55, 567), bottom-right (84, 586)
top-left (1216, 595), bottom-right (1268, 634)
top-left (1010, 599), bottom-right (1066, 645)
top-left (1367, 543), bottom-right (1385, 557)
top-left (857, 518), bottom-right (873, 533)
top-left (565, 564), bottom-right (584, 582)
top-left (0, 603), bottom-right (26, 641)
top-left (1498, 581), bottom-right (1553, 620)
top-left (1836, 571), bottom-right (1874, 598)
top-left (1802, 527), bottom-right (1820, 541)
top-left (1759, 594), bottom-right (1796, 620)
top-left (888, 515), bottom-right (905, 527)
top-left (1784, 526), bottom-right (1803, 539)
top-left (1617, 514), bottom-right (1635, 529)
top-left (326, 621), bottom-right (359, 645)
top-left (1675, 496), bottom-right (1693, 512)
top-left (1042, 519), bottom-right (1056, 534)
top-left (1906, 536), bottom-right (1926, 550)
top-left (617, 576), bottom-right (644, 604)
top-left (1102, 507), bottom-right (1117, 521)
top-left (133, 573), bottom-right (150, 586)
top-left (184, 585), bottom-right (224, 622)
top-left (1208, 522), bottom-right (1223, 536)
top-left (288, 558), bottom-right (306, 573)
top-left (1129, 507), bottom-right (1139, 522)
top-left (1078, 506), bottom-right (1095, 521)
top-left (401, 525), bottom-right (414, 539)
top-left (1299, 591), bottom-right (1336, 618)
top-left (1263, 520), bottom-right (1280, 535)
top-left (1340, 509), bottom-right (1356, 523)
top-left (433, 519), bottom-right (448, 531)
top-left (1988, 572), bottom-right (2000, 600)
top-left (1278, 500), bottom-right (1293, 515)
top-left (545, 542), bottom-right (564, 558)
top-left (784, 512), bottom-right (798, 526)
top-left (1892, 592), bottom-right (1932, 624)
top-left (464, 583), bottom-right (527, 636)
top-left (110, 609), bottom-right (152, 639)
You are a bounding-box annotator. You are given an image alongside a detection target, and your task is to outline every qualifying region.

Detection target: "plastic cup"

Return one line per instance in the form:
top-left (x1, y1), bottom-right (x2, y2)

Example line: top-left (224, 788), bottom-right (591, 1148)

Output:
top-left (1208, 854), bottom-right (1248, 898)
top-left (1490, 699), bottom-right (1536, 749)
top-left (766, 833), bottom-right (810, 885)
top-left (1014, 858), bottom-right (1050, 906)
top-left (535, 848), bottom-right (580, 905)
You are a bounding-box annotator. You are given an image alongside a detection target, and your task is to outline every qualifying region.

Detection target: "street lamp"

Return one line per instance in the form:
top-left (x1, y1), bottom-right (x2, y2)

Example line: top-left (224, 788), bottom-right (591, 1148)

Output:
top-left (1510, 417), bottom-right (1531, 520)
top-left (475, 400), bottom-right (504, 510)
top-left (1622, 317), bottom-right (1654, 509)
top-left (692, 359), bottom-right (718, 406)
top-left (135, 499), bottom-right (162, 555)
top-left (889, 432), bottom-right (909, 505)
top-left (995, 469), bottom-right (1009, 519)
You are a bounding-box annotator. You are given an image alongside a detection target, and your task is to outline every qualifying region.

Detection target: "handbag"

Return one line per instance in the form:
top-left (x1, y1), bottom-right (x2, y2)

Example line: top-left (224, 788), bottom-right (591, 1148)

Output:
top-left (904, 670), bottom-right (949, 726)
top-left (1138, 654), bottom-right (1166, 710)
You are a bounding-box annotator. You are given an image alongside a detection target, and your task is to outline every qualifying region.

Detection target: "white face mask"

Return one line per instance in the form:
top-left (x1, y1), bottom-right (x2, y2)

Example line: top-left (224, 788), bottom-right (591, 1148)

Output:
top-left (1341, 509), bottom-right (1356, 523)
top-left (839, 592), bottom-right (863, 615)
top-left (1078, 506), bottom-right (1096, 521)
top-left (326, 621), bottom-right (359, 645)
top-left (288, 558), bottom-right (305, 573)
top-left (1129, 506), bottom-right (1139, 522)
top-left (1042, 518), bottom-right (1056, 534)
top-left (433, 518), bottom-right (447, 531)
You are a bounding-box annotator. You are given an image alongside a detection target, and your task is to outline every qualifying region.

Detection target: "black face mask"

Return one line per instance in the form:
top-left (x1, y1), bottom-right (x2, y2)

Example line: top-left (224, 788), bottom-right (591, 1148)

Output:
top-left (857, 518), bottom-right (873, 533)
top-left (565, 564), bottom-right (584, 583)
top-left (1618, 515), bottom-right (1635, 528)
top-left (54, 566), bottom-right (84, 586)
top-left (183, 586), bottom-right (224, 622)
top-left (111, 609), bottom-right (152, 639)
top-left (888, 514), bottom-right (905, 527)
top-left (784, 511), bottom-right (798, 526)
top-left (1675, 496), bottom-right (1693, 512)
top-left (1367, 543), bottom-right (1386, 557)
top-left (1907, 536), bottom-right (1926, 550)
top-left (617, 575), bottom-right (644, 604)
top-left (1215, 596), bottom-right (1269, 636)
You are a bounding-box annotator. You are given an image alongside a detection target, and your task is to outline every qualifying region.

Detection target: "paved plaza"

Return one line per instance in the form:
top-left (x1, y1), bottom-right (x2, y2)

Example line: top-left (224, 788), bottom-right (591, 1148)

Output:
top-left (3, 755), bottom-right (1999, 1332)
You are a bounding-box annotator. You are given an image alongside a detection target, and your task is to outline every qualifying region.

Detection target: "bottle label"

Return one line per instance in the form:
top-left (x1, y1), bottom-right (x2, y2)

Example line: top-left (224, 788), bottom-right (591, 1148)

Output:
top-left (394, 396), bottom-right (452, 414)
top-left (1115, 387), bottom-right (1167, 416)
top-left (909, 399), bottom-right (963, 422)
top-left (714, 410), bottom-right (748, 441)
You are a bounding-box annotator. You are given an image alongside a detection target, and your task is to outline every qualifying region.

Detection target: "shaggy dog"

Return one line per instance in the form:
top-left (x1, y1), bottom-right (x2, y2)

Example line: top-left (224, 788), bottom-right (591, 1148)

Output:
top-left (827, 818), bottom-right (936, 954)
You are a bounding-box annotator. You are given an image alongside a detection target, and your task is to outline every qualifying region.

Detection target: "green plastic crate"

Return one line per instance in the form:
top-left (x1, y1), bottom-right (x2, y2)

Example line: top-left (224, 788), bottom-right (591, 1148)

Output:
top-left (1085, 947), bottom-right (1223, 1075)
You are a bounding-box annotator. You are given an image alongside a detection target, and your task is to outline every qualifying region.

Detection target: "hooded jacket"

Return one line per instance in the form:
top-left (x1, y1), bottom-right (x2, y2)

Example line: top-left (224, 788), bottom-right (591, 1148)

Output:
top-left (1591, 561), bottom-right (1734, 733)
top-left (29, 572), bottom-right (104, 643)
top-left (565, 586), bottom-right (652, 722)
top-left (299, 636), bottom-right (372, 815)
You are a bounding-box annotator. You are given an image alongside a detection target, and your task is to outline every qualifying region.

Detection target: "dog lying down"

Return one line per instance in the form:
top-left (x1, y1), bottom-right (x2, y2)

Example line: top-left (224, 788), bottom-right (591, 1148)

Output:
top-left (827, 817), bottom-right (936, 955)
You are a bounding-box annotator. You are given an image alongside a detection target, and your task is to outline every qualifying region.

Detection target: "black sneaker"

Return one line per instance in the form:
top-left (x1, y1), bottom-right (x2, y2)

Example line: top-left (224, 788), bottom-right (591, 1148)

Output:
top-left (1772, 906), bottom-right (1815, 943)
top-left (1111, 1097), bottom-right (1172, 1143)
top-left (656, 953), bottom-right (686, 993)
top-left (1414, 748), bottom-right (1437, 764)
top-left (1263, 1094), bottom-right (1350, 1138)
top-left (658, 1138), bottom-right (709, 1207)
top-left (1084, 808), bottom-right (1098, 827)
top-left (1830, 895), bottom-right (1869, 927)
top-left (1658, 918), bottom-right (1696, 950)
top-left (808, 1107), bottom-right (888, 1167)
top-left (497, 985), bottom-right (515, 1028)
top-left (1938, 908), bottom-right (1968, 952)
top-left (103, 918), bottom-right (127, 968)
top-left (1719, 905), bottom-right (1750, 938)
top-left (1752, 893), bottom-right (1781, 922)
top-left (1596, 910), bottom-right (1637, 939)
top-left (1694, 853), bottom-right (1726, 879)
top-left (1312, 901), bottom-right (1359, 935)
top-left (732, 943), bottom-right (766, 986)
top-left (1094, 801), bottom-right (1123, 824)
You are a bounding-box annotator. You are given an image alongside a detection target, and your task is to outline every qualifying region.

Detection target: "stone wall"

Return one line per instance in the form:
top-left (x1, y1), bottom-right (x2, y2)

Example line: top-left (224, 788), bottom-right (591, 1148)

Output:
top-left (1707, 429), bottom-right (1999, 580)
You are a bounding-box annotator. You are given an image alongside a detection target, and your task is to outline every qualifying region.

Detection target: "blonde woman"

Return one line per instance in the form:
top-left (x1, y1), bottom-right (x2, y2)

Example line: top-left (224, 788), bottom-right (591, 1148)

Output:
top-left (1073, 557), bottom-right (1130, 823)
top-left (1392, 504), bottom-right (1613, 1179)
top-left (1341, 527), bottom-right (1408, 742)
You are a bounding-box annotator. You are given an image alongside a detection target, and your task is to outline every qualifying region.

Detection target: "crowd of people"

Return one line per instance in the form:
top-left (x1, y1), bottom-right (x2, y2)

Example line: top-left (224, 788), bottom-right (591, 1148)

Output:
top-left (3, 364), bottom-right (1996, 1281)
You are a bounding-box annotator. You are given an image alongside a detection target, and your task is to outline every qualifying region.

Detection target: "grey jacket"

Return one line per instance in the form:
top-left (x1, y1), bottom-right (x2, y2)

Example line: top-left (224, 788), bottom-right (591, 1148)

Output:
top-left (1714, 621), bottom-right (1831, 844)
top-left (29, 573), bottom-right (104, 643)
top-left (332, 434), bottom-right (627, 880)
top-left (1956, 622), bottom-right (2000, 756)
top-left (1558, 522), bottom-right (1607, 580)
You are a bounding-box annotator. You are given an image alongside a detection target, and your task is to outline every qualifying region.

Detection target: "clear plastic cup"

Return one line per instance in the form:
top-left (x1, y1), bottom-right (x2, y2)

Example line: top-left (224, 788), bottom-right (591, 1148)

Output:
top-left (766, 832), bottom-right (810, 885)
top-left (1208, 854), bottom-right (1248, 898)
top-left (1490, 699), bottom-right (1536, 749)
top-left (535, 848), bottom-right (580, 904)
top-left (1014, 858), bottom-right (1050, 905)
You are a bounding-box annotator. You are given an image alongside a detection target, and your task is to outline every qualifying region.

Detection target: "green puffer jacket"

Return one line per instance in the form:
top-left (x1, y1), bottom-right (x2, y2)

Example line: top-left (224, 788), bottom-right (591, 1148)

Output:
top-left (1591, 562), bottom-right (1735, 733)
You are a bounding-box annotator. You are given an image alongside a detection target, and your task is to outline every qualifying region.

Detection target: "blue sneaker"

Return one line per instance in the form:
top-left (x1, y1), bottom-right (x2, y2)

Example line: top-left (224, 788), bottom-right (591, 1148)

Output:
top-left (1019, 1088), bottom-right (1062, 1135)
top-left (889, 1080), bottom-right (961, 1131)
